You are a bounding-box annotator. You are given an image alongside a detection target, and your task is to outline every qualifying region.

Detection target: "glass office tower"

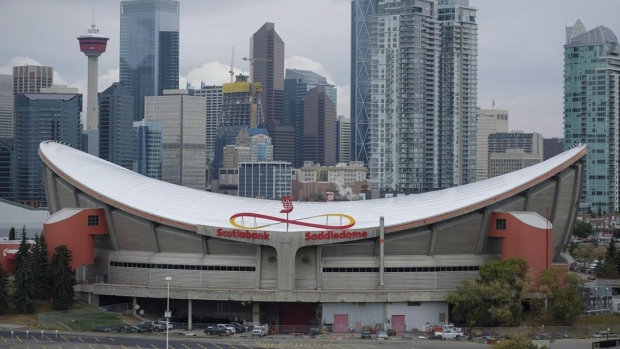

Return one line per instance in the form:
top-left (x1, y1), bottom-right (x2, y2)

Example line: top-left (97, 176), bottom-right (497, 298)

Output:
top-left (120, 0), bottom-right (179, 121)
top-left (564, 20), bottom-right (620, 214)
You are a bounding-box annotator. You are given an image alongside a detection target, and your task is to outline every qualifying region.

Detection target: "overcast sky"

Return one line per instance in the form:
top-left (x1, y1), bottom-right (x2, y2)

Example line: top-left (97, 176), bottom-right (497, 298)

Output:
top-left (1, 0), bottom-right (618, 138)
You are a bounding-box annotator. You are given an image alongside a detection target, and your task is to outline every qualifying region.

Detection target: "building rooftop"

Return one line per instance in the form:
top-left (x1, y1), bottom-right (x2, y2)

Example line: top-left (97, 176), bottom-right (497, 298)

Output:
top-left (38, 141), bottom-right (587, 233)
top-left (569, 25), bottom-right (618, 46)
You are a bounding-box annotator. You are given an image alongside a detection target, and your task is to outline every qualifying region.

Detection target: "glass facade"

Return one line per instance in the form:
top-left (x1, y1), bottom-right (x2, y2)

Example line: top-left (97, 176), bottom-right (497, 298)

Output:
top-left (133, 119), bottom-right (162, 179)
top-left (0, 75), bottom-right (13, 138)
top-left (120, 0), bottom-right (179, 121)
top-left (564, 21), bottom-right (620, 213)
top-left (99, 83), bottom-right (135, 170)
top-left (284, 69), bottom-right (336, 168)
top-left (351, 0), bottom-right (378, 166)
top-left (238, 162), bottom-right (292, 200)
top-left (14, 93), bottom-right (82, 208)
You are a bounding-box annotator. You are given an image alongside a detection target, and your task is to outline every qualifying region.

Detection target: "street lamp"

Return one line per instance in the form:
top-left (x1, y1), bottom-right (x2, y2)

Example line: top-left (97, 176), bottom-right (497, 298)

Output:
top-left (165, 276), bottom-right (172, 349)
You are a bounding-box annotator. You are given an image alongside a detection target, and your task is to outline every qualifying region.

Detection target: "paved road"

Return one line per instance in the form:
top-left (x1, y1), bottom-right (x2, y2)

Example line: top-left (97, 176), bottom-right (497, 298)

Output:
top-left (0, 329), bottom-right (611, 349)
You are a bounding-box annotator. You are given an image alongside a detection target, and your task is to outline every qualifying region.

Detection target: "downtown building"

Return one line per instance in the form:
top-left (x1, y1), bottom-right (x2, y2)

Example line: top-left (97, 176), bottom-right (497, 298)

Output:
top-left (98, 83), bottom-right (134, 170)
top-left (355, 0), bottom-right (477, 192)
top-left (190, 84), bottom-right (223, 183)
top-left (120, 0), bottom-right (179, 121)
top-left (145, 90), bottom-right (206, 190)
top-left (475, 108), bottom-right (509, 181)
top-left (563, 20), bottom-right (620, 214)
top-left (250, 22), bottom-right (294, 164)
top-left (15, 87), bottom-right (82, 208)
top-left (133, 119), bottom-right (162, 180)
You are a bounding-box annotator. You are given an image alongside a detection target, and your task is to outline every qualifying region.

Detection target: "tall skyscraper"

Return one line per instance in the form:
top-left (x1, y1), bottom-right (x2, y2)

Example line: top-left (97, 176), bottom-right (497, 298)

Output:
top-left (250, 22), bottom-right (284, 128)
top-left (120, 0), bottom-right (179, 121)
top-left (14, 88), bottom-right (82, 208)
top-left (437, 0), bottom-right (478, 188)
top-left (190, 84), bottom-right (222, 179)
top-left (133, 119), bottom-right (162, 179)
top-left (0, 75), bottom-right (12, 138)
top-left (564, 20), bottom-right (620, 214)
top-left (351, 0), bottom-right (378, 166)
top-left (369, 0), bottom-right (440, 192)
top-left (99, 83), bottom-right (134, 170)
top-left (336, 115), bottom-right (351, 164)
top-left (0, 138), bottom-right (14, 201)
top-left (302, 86), bottom-right (337, 167)
top-left (13, 65), bottom-right (53, 93)
top-left (476, 108), bottom-right (509, 181)
top-left (145, 90), bottom-right (206, 190)
top-left (284, 69), bottom-right (336, 167)
top-left (77, 22), bottom-right (109, 133)
top-left (363, 0), bottom-right (477, 193)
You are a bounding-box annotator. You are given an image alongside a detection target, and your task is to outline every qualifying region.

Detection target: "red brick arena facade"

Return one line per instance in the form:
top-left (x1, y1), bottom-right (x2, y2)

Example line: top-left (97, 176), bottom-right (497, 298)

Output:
top-left (38, 141), bottom-right (586, 333)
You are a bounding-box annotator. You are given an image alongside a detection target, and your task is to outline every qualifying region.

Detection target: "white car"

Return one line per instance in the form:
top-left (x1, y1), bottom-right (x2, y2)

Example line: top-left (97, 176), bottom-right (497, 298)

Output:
top-left (155, 320), bottom-right (173, 330)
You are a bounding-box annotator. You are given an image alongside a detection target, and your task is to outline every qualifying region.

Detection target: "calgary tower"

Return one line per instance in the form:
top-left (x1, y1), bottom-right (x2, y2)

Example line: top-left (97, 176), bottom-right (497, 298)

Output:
top-left (77, 19), bottom-right (109, 135)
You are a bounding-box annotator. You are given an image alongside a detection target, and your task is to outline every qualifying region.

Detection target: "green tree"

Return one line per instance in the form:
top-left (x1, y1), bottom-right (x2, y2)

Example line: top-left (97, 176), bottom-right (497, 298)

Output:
top-left (35, 234), bottom-right (51, 299)
top-left (572, 220), bottom-right (593, 238)
top-left (51, 245), bottom-right (75, 311)
top-left (539, 268), bottom-right (585, 325)
top-left (8, 227), bottom-right (15, 240)
top-left (0, 262), bottom-right (9, 314)
top-left (493, 336), bottom-right (547, 349)
top-left (13, 229), bottom-right (36, 313)
top-left (447, 258), bottom-right (529, 326)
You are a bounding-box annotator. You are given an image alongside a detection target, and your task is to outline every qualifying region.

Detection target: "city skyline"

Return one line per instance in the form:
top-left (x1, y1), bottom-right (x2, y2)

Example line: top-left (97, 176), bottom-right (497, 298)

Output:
top-left (0, 0), bottom-right (618, 138)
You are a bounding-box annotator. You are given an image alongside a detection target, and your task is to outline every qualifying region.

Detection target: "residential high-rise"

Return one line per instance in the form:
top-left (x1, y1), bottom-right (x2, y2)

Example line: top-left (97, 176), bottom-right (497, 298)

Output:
top-left (250, 22), bottom-right (284, 128)
top-left (284, 69), bottom-right (336, 167)
top-left (14, 87), bottom-right (82, 208)
top-left (0, 75), bottom-right (12, 138)
top-left (13, 66), bottom-right (53, 93)
top-left (145, 90), bottom-right (206, 190)
top-left (543, 138), bottom-right (564, 161)
top-left (488, 150), bottom-right (542, 178)
top-left (437, 0), bottom-right (478, 188)
top-left (238, 162), bottom-right (292, 199)
top-left (336, 115), bottom-right (351, 164)
top-left (351, 0), bottom-right (378, 166)
top-left (369, 0), bottom-right (440, 192)
top-left (564, 20), bottom-right (620, 213)
top-left (133, 119), bottom-right (162, 179)
top-left (302, 86), bottom-right (336, 167)
top-left (120, 0), bottom-right (179, 121)
top-left (98, 83), bottom-right (134, 170)
top-left (365, 0), bottom-right (477, 193)
top-left (476, 108), bottom-right (509, 181)
top-left (0, 138), bottom-right (14, 201)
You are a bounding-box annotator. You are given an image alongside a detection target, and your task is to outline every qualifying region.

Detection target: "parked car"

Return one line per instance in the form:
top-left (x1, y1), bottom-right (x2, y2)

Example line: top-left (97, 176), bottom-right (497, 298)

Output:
top-left (377, 330), bottom-right (388, 340)
top-left (218, 324), bottom-right (236, 334)
top-left (204, 325), bottom-right (228, 336)
top-left (229, 323), bottom-right (246, 333)
top-left (592, 331), bottom-right (610, 338)
top-left (252, 324), bottom-right (268, 337)
top-left (361, 330), bottom-right (372, 339)
top-left (155, 320), bottom-right (173, 330)
top-left (94, 326), bottom-right (112, 332)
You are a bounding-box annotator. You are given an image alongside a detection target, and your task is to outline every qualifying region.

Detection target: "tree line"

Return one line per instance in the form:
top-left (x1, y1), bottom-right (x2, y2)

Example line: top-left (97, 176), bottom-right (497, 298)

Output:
top-left (447, 258), bottom-right (584, 327)
top-left (0, 227), bottom-right (76, 314)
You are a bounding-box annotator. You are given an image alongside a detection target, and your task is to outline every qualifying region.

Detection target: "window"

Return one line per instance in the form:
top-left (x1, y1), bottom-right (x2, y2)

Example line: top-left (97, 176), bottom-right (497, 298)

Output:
top-left (496, 218), bottom-right (507, 230)
top-left (439, 313), bottom-right (446, 323)
top-left (88, 215), bottom-right (100, 226)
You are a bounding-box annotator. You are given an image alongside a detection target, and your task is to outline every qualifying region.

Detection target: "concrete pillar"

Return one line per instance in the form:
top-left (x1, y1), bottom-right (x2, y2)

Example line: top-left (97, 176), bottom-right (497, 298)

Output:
top-left (188, 299), bottom-right (193, 330)
top-left (132, 297), bottom-right (137, 316)
top-left (253, 302), bottom-right (260, 324)
top-left (379, 216), bottom-right (385, 287)
top-left (277, 241), bottom-right (295, 290)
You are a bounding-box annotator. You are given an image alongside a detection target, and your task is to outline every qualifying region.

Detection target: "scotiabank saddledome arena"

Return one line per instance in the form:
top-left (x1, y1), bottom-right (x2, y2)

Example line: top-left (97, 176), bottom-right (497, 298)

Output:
top-left (39, 141), bottom-right (586, 333)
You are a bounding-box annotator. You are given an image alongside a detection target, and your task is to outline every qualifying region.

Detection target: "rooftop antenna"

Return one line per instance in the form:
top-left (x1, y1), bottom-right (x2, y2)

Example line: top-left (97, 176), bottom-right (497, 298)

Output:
top-left (492, 99), bottom-right (495, 110)
top-left (229, 45), bottom-right (235, 83)
top-left (92, 0), bottom-right (96, 28)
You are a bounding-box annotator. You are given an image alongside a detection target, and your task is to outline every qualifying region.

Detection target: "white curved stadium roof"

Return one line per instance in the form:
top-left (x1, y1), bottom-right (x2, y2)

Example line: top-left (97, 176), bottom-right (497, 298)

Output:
top-left (39, 142), bottom-right (586, 233)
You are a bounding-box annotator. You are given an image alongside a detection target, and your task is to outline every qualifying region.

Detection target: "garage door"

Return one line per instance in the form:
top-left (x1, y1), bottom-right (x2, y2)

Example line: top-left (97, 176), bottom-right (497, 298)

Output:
top-left (391, 315), bottom-right (405, 333)
top-left (333, 314), bottom-right (349, 333)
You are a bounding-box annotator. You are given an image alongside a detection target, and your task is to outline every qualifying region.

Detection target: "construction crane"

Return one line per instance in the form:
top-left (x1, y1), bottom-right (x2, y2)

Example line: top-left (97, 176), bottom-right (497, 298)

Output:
top-left (229, 45), bottom-right (235, 83)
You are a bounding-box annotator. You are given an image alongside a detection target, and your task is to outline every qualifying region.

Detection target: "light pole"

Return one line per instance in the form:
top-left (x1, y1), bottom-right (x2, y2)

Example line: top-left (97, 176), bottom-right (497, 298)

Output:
top-left (165, 276), bottom-right (172, 349)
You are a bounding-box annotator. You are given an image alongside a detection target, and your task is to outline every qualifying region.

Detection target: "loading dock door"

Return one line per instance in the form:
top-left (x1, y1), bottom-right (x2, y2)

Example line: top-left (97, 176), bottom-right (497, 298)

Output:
top-left (391, 315), bottom-right (405, 333)
top-left (334, 314), bottom-right (349, 333)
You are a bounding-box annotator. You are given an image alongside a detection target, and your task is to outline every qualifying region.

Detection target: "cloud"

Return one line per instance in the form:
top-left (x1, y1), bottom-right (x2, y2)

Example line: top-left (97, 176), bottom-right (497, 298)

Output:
top-left (181, 61), bottom-right (249, 89)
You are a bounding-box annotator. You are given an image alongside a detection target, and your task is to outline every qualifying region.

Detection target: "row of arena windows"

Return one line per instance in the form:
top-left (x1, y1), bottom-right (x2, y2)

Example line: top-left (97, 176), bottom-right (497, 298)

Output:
top-left (323, 266), bottom-right (481, 273)
top-left (109, 262), bottom-right (255, 272)
top-left (108, 262), bottom-right (480, 273)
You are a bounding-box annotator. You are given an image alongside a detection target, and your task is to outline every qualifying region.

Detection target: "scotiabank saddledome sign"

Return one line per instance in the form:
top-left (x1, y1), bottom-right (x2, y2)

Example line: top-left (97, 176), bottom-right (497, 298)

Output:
top-left (225, 196), bottom-right (368, 241)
